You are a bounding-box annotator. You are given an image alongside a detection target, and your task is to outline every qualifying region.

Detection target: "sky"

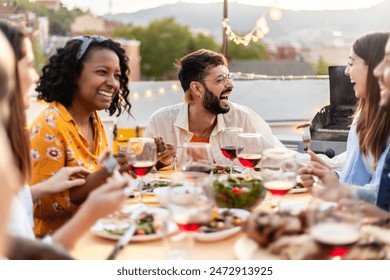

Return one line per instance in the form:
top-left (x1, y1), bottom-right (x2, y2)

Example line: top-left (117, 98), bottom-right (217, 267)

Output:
top-left (60, 0), bottom-right (386, 16)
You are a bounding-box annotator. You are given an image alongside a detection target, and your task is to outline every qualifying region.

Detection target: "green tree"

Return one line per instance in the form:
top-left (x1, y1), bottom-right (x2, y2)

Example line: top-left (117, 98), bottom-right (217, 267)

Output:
top-left (313, 56), bottom-right (329, 75)
top-left (227, 39), bottom-right (269, 60)
top-left (188, 33), bottom-right (219, 53)
top-left (114, 18), bottom-right (192, 80)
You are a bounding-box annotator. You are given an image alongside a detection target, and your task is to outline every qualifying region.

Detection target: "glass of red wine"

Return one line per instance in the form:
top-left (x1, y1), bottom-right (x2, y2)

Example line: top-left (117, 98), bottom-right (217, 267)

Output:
top-left (220, 127), bottom-right (242, 174)
top-left (236, 133), bottom-right (263, 178)
top-left (309, 185), bottom-right (361, 259)
top-left (127, 137), bottom-right (157, 205)
top-left (166, 171), bottom-right (213, 259)
top-left (260, 148), bottom-right (298, 208)
top-left (179, 142), bottom-right (213, 174)
top-left (261, 166), bottom-right (297, 210)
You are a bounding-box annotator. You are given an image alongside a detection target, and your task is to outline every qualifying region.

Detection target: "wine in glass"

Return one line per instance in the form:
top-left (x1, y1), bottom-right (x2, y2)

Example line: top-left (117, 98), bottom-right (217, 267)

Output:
top-left (220, 127), bottom-right (242, 174)
top-left (261, 168), bottom-right (297, 210)
top-left (166, 171), bottom-right (213, 259)
top-left (260, 148), bottom-right (298, 207)
top-left (179, 142), bottom-right (213, 174)
top-left (127, 137), bottom-right (157, 205)
top-left (236, 133), bottom-right (263, 177)
top-left (309, 186), bottom-right (361, 259)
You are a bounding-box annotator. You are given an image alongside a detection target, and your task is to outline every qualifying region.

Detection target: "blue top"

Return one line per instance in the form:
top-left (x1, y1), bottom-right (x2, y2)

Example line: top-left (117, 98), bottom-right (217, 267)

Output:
top-left (340, 112), bottom-right (390, 203)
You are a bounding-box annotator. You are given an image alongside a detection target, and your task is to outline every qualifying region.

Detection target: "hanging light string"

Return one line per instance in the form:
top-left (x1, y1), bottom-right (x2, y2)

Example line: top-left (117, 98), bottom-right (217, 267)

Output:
top-left (222, 6), bottom-right (283, 46)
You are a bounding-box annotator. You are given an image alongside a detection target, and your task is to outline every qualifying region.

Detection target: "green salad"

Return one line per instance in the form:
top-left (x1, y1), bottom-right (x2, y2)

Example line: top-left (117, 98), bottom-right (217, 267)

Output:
top-left (213, 176), bottom-right (265, 209)
top-left (143, 180), bottom-right (170, 192)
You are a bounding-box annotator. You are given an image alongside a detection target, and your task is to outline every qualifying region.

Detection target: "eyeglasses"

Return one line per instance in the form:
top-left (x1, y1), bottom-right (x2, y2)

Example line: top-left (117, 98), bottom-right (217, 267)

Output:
top-left (201, 72), bottom-right (234, 85)
top-left (71, 35), bottom-right (108, 62)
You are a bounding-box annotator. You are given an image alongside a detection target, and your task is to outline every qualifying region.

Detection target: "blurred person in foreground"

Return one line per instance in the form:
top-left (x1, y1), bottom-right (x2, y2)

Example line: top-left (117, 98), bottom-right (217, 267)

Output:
top-left (300, 35), bottom-right (390, 220)
top-left (144, 49), bottom-right (286, 168)
top-left (300, 33), bottom-right (390, 204)
top-left (0, 30), bottom-right (19, 258)
top-left (0, 28), bottom-right (72, 260)
top-left (0, 20), bottom-right (130, 254)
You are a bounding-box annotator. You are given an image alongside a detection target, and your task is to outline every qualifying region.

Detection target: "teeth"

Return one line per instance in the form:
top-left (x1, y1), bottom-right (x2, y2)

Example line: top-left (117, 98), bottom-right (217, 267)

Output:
top-left (98, 90), bottom-right (113, 97)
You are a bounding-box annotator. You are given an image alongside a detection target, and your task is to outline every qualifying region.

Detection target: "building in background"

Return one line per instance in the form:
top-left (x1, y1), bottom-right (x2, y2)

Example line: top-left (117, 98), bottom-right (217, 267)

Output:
top-left (30, 0), bottom-right (61, 11)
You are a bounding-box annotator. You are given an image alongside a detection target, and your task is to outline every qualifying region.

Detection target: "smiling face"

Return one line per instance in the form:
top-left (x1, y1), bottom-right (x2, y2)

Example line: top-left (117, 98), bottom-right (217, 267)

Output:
top-left (74, 48), bottom-right (121, 111)
top-left (18, 38), bottom-right (39, 109)
top-left (345, 48), bottom-right (368, 99)
top-left (374, 39), bottom-right (390, 111)
top-left (199, 65), bottom-right (234, 115)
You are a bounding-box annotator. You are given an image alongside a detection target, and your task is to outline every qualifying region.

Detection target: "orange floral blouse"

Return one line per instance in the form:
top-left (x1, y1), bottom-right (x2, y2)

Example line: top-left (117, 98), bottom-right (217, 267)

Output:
top-left (29, 102), bottom-right (109, 237)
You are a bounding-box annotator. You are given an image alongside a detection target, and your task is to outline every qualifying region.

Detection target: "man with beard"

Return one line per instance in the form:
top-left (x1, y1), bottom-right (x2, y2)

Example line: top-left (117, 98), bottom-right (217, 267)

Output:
top-left (144, 49), bottom-right (286, 167)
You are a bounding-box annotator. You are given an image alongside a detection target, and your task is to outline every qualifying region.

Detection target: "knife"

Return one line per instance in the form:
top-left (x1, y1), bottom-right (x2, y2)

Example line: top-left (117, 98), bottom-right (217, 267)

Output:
top-left (106, 223), bottom-right (136, 260)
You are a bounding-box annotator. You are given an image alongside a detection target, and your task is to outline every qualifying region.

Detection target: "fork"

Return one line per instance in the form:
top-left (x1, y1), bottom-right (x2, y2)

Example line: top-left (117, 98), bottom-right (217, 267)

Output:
top-left (297, 124), bottom-right (311, 152)
top-left (99, 152), bottom-right (136, 197)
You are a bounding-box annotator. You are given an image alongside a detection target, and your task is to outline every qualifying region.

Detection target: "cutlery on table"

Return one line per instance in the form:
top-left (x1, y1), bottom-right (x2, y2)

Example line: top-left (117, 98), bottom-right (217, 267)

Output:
top-left (106, 223), bottom-right (136, 260)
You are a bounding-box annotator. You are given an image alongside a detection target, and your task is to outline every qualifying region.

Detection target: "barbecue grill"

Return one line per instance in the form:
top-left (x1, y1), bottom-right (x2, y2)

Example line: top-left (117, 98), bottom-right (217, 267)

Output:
top-left (309, 66), bottom-right (357, 158)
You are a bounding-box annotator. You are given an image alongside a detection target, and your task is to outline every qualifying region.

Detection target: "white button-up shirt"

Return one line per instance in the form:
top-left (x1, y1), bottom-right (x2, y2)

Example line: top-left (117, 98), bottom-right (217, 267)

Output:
top-left (144, 102), bottom-right (286, 166)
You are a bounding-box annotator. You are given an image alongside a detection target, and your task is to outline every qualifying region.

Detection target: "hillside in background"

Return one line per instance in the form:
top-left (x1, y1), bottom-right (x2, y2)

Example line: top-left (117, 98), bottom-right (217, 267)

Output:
top-left (103, 1), bottom-right (390, 46)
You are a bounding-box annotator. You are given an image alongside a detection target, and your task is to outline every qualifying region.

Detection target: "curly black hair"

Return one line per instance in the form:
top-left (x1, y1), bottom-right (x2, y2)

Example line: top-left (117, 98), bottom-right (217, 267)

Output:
top-left (36, 36), bottom-right (132, 116)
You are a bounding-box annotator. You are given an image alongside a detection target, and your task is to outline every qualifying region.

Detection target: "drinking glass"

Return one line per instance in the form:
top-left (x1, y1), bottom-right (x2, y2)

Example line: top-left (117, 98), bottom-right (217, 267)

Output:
top-left (220, 127), bottom-right (242, 174)
top-left (308, 185), bottom-right (361, 259)
top-left (127, 137), bottom-right (157, 205)
top-left (260, 148), bottom-right (298, 208)
top-left (236, 133), bottom-right (263, 178)
top-left (261, 166), bottom-right (297, 210)
top-left (179, 142), bottom-right (213, 174)
top-left (166, 171), bottom-right (214, 259)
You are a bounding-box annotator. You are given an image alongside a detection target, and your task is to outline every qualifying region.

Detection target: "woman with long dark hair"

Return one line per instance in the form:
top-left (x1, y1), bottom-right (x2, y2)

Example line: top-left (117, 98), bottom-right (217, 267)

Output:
top-left (0, 20), bottom-right (128, 250)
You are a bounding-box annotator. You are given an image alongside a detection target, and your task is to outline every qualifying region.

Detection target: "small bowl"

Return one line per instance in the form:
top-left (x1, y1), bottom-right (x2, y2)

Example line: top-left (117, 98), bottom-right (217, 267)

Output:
top-left (212, 175), bottom-right (266, 210)
top-left (153, 186), bottom-right (170, 208)
top-left (153, 185), bottom-right (202, 208)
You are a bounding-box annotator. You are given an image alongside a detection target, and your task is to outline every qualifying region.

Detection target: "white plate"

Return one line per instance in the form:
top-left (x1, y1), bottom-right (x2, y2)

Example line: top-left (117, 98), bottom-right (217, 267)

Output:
top-left (194, 208), bottom-right (250, 242)
top-left (234, 236), bottom-right (279, 260)
top-left (91, 206), bottom-right (177, 242)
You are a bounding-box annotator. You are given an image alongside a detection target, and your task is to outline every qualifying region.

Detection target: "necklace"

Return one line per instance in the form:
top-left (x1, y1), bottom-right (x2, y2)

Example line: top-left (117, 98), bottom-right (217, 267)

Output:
top-left (68, 107), bottom-right (94, 152)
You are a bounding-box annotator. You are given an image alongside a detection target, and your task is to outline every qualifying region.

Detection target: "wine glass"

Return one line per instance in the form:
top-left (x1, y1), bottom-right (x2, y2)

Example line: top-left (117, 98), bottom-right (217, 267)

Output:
top-left (260, 148), bottom-right (298, 208)
top-left (127, 137), bottom-right (157, 206)
top-left (179, 142), bottom-right (213, 174)
top-left (166, 171), bottom-right (214, 259)
top-left (220, 127), bottom-right (242, 174)
top-left (308, 185), bottom-right (361, 259)
top-left (261, 166), bottom-right (297, 211)
top-left (236, 133), bottom-right (263, 178)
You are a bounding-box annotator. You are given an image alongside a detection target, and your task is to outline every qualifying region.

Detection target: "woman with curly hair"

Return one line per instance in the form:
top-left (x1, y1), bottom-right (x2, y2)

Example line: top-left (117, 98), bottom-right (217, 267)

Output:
top-left (29, 33), bottom-right (133, 237)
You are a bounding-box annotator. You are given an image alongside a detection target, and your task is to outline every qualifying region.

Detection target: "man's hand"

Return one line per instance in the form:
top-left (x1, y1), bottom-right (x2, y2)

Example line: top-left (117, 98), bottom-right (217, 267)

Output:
top-left (154, 136), bottom-right (176, 168)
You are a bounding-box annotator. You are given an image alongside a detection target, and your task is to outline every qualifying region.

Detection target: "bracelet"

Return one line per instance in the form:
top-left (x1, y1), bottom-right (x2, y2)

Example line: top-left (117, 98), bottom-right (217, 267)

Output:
top-left (103, 155), bottom-right (119, 175)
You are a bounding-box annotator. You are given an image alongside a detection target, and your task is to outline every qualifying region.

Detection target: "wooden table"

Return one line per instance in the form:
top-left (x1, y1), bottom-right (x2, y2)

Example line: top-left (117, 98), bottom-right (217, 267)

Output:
top-left (71, 173), bottom-right (312, 260)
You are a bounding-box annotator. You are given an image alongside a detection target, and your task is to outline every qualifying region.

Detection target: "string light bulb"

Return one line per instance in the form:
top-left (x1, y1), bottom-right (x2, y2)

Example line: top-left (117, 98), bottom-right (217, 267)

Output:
top-left (269, 6), bottom-right (283, 21)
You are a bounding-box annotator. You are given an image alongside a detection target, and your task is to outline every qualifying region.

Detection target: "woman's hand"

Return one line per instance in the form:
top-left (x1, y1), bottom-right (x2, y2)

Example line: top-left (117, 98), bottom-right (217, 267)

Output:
top-left (31, 166), bottom-right (91, 201)
top-left (338, 198), bottom-right (390, 221)
top-left (83, 174), bottom-right (129, 220)
top-left (298, 150), bottom-right (339, 188)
